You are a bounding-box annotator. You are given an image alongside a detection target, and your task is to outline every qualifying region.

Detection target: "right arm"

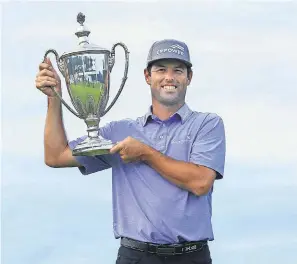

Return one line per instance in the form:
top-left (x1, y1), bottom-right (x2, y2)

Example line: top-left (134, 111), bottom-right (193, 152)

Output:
top-left (44, 96), bottom-right (80, 168)
top-left (36, 58), bottom-right (81, 168)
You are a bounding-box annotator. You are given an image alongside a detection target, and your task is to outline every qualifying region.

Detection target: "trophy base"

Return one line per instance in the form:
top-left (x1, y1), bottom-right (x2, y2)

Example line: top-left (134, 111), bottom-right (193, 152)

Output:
top-left (72, 137), bottom-right (115, 156)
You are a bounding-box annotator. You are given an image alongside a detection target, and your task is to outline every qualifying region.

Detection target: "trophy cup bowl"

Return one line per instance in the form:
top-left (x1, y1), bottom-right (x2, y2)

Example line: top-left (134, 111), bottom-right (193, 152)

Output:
top-left (43, 12), bottom-right (129, 156)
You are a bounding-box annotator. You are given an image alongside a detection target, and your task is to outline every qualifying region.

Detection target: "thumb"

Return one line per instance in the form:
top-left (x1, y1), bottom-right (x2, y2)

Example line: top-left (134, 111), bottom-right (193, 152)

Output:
top-left (45, 58), bottom-right (57, 74)
top-left (45, 57), bottom-right (53, 66)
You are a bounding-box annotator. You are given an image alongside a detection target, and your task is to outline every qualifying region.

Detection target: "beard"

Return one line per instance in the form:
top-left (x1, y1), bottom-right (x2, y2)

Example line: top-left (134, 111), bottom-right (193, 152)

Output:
top-left (150, 86), bottom-right (187, 107)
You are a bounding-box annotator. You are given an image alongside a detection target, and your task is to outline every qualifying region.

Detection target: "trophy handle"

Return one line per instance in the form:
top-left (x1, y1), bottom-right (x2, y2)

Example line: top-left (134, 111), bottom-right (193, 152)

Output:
top-left (43, 49), bottom-right (81, 119)
top-left (102, 42), bottom-right (129, 116)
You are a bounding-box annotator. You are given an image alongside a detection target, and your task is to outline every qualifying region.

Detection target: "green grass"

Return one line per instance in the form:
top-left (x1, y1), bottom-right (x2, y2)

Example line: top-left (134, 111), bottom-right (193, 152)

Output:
top-left (69, 82), bottom-right (104, 109)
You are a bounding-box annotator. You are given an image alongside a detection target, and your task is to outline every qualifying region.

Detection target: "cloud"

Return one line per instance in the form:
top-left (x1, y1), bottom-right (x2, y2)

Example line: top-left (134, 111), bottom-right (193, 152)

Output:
top-left (13, 10), bottom-right (297, 59)
top-left (7, 1), bottom-right (296, 58)
top-left (219, 99), bottom-right (297, 164)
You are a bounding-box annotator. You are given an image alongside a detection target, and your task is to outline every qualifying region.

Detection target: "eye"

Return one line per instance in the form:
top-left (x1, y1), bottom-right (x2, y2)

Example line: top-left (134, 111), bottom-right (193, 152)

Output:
top-left (157, 68), bottom-right (166, 72)
top-left (175, 69), bottom-right (183, 73)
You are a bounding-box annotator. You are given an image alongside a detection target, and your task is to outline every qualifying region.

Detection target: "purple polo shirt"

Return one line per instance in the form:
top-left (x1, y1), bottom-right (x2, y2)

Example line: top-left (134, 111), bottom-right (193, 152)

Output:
top-left (69, 103), bottom-right (226, 244)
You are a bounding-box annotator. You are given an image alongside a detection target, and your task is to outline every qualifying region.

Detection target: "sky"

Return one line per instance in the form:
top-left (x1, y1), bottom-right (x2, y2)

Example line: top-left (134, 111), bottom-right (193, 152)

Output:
top-left (1, 1), bottom-right (297, 264)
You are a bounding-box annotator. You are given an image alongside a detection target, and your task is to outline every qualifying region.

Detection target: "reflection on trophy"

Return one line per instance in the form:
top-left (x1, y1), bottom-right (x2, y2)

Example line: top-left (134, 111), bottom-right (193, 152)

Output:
top-left (43, 12), bottom-right (129, 156)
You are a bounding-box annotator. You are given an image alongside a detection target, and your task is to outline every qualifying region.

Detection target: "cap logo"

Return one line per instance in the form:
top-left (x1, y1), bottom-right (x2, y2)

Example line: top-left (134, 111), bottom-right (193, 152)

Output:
top-left (156, 43), bottom-right (185, 56)
top-left (169, 44), bottom-right (184, 51)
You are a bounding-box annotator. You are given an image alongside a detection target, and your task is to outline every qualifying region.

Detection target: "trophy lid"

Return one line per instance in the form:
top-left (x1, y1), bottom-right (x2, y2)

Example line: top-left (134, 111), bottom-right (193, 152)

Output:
top-left (60, 12), bottom-right (110, 58)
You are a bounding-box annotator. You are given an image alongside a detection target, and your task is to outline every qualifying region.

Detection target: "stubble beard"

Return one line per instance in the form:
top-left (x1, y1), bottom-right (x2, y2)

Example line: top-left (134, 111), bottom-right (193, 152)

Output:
top-left (150, 86), bottom-right (187, 107)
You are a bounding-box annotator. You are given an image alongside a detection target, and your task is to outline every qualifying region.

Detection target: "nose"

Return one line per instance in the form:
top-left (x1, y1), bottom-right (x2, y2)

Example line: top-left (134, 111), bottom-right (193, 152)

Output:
top-left (164, 69), bottom-right (175, 82)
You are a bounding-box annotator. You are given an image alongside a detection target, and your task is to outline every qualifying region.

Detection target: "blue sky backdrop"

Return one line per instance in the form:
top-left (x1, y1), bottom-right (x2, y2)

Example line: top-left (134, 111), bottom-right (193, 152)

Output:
top-left (1, 1), bottom-right (297, 264)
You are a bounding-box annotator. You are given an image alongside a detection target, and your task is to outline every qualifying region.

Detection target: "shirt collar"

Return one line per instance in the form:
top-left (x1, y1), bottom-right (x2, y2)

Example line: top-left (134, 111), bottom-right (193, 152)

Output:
top-left (141, 103), bottom-right (192, 126)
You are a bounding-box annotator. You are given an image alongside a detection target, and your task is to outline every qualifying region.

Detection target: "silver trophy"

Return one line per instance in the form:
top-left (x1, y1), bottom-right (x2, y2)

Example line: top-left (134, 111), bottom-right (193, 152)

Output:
top-left (43, 12), bottom-right (129, 156)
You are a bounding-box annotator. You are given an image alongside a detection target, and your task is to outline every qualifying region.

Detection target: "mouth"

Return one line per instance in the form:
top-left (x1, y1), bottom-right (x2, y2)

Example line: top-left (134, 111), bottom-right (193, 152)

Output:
top-left (161, 85), bottom-right (177, 91)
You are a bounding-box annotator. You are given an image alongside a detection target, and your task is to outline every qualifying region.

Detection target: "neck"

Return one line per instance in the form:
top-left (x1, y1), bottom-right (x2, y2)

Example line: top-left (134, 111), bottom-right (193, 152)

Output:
top-left (151, 101), bottom-right (185, 121)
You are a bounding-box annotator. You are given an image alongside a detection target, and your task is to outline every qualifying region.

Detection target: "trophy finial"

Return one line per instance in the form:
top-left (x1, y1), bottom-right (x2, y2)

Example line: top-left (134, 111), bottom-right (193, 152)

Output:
top-left (75, 12), bottom-right (90, 45)
top-left (77, 12), bottom-right (85, 25)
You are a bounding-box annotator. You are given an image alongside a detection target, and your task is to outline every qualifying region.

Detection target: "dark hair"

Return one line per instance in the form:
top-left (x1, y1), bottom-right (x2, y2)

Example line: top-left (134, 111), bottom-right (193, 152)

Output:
top-left (146, 63), bottom-right (192, 79)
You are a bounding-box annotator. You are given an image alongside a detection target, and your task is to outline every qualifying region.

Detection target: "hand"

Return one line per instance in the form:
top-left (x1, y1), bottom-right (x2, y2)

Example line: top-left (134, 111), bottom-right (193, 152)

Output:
top-left (35, 58), bottom-right (61, 98)
top-left (110, 136), bottom-right (149, 163)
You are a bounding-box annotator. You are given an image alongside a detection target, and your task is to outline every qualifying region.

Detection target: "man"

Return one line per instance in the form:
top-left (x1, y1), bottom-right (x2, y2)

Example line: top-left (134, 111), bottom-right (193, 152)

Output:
top-left (35, 39), bottom-right (226, 264)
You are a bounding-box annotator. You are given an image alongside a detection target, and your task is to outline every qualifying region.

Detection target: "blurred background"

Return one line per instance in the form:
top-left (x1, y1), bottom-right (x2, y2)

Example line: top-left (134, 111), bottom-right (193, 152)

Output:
top-left (1, 1), bottom-right (297, 263)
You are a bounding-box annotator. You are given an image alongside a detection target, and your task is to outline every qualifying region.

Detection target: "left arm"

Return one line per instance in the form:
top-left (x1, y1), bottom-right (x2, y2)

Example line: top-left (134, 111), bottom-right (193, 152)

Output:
top-left (141, 146), bottom-right (216, 196)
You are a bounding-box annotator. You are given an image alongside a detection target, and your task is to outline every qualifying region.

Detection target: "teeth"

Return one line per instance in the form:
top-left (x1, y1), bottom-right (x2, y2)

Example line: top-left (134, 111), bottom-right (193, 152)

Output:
top-left (163, 85), bottom-right (176, 91)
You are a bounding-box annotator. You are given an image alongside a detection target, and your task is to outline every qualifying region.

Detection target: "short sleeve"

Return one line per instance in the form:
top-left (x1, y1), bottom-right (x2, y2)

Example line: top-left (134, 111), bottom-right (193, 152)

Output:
top-left (68, 122), bottom-right (114, 175)
top-left (190, 114), bottom-right (226, 179)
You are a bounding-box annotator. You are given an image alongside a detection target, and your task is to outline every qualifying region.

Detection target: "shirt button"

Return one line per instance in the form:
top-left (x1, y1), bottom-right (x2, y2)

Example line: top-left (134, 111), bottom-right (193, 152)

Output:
top-left (159, 135), bottom-right (164, 139)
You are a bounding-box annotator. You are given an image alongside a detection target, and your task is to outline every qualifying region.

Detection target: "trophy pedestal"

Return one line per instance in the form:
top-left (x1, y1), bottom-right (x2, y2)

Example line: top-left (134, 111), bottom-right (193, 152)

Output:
top-left (72, 136), bottom-right (115, 156)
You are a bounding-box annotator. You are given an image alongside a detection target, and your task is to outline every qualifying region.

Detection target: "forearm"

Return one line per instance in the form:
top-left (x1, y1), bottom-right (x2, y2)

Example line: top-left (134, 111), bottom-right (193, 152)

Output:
top-left (44, 96), bottom-right (68, 165)
top-left (141, 146), bottom-right (214, 196)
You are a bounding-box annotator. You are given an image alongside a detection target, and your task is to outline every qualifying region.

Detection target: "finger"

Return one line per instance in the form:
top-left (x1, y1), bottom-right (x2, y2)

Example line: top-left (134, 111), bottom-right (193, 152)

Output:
top-left (39, 62), bottom-right (52, 71)
top-left (39, 75), bottom-right (57, 83)
top-left (36, 80), bottom-right (57, 89)
top-left (39, 58), bottom-right (55, 71)
top-left (110, 142), bottom-right (123, 154)
top-left (121, 156), bottom-right (131, 163)
top-left (110, 145), bottom-right (120, 154)
top-left (36, 75), bottom-right (58, 85)
top-left (45, 57), bottom-right (52, 66)
top-left (122, 156), bottom-right (136, 164)
top-left (38, 69), bottom-right (55, 78)
top-left (36, 75), bottom-right (57, 84)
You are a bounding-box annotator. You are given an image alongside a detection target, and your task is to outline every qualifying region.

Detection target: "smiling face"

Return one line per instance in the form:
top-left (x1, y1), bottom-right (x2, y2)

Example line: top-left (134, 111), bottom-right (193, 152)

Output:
top-left (144, 59), bottom-right (192, 107)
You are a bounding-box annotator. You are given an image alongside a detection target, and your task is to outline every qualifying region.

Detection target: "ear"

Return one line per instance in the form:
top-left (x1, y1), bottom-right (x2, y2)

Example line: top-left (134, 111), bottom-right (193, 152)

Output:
top-left (187, 70), bottom-right (193, 85)
top-left (144, 68), bottom-right (151, 85)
